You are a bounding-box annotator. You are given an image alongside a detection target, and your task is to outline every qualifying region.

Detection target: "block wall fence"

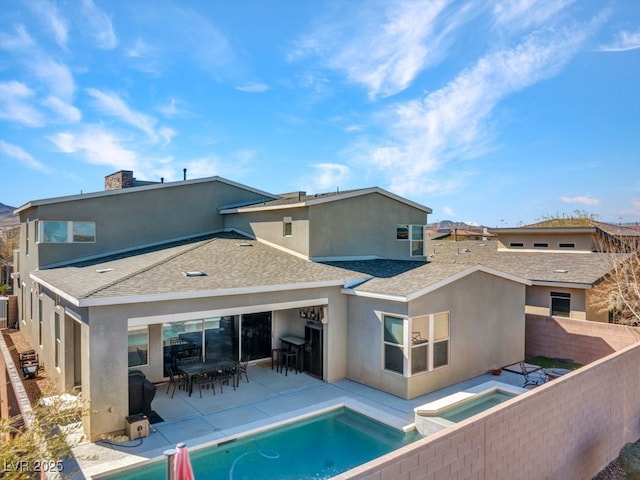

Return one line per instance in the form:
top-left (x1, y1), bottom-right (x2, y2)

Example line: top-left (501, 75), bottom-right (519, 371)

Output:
top-left (340, 315), bottom-right (640, 480)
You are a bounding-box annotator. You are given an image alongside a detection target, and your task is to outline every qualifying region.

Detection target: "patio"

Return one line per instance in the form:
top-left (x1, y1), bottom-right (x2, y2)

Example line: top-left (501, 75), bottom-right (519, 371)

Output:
top-left (75, 362), bottom-right (531, 479)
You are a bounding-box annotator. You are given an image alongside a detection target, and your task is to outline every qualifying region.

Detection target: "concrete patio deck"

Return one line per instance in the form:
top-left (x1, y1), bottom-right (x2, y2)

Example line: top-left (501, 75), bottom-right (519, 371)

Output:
top-left (75, 362), bottom-right (530, 479)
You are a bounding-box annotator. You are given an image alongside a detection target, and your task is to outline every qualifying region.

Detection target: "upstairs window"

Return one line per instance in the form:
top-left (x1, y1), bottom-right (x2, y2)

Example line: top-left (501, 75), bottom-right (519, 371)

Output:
top-left (533, 243), bottom-right (548, 248)
top-left (559, 243), bottom-right (575, 249)
top-left (40, 221), bottom-right (96, 243)
top-left (509, 242), bottom-right (524, 248)
top-left (397, 224), bottom-right (425, 256)
top-left (283, 217), bottom-right (292, 237)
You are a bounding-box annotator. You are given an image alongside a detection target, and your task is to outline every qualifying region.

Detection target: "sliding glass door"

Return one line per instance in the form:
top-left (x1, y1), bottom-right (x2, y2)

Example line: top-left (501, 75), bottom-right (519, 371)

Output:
top-left (162, 312), bottom-right (272, 376)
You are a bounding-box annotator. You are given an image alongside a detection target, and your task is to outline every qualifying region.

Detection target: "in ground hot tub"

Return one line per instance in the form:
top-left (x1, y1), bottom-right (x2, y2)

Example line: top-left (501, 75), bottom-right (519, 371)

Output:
top-left (414, 381), bottom-right (527, 436)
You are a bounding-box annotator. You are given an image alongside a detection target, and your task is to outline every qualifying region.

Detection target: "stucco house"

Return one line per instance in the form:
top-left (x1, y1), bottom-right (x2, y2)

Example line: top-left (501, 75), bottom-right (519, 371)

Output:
top-left (15, 171), bottom-right (607, 441)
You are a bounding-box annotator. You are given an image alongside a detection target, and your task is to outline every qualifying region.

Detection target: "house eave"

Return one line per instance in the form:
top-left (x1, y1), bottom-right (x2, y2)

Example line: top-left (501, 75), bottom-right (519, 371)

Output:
top-left (75, 279), bottom-right (354, 307)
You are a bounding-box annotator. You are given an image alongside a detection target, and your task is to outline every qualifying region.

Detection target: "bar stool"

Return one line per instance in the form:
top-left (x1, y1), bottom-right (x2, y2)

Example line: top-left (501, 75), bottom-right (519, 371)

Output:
top-left (280, 349), bottom-right (298, 376)
top-left (271, 347), bottom-right (284, 370)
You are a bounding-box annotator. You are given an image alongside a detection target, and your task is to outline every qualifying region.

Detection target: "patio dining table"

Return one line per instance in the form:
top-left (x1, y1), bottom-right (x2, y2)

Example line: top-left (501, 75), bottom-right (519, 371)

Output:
top-left (177, 360), bottom-right (239, 396)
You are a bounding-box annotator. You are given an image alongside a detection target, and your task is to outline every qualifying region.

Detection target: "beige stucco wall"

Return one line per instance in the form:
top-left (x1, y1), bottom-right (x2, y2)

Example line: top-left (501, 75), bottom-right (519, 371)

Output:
top-left (525, 285), bottom-right (587, 320)
top-left (346, 271), bottom-right (526, 400)
top-left (496, 232), bottom-right (595, 251)
top-left (81, 285), bottom-right (348, 439)
top-left (308, 192), bottom-right (428, 260)
top-left (223, 206), bottom-right (311, 257)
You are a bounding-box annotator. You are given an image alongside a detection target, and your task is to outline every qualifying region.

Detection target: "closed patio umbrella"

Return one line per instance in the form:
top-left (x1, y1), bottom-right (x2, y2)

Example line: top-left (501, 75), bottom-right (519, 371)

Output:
top-left (174, 442), bottom-right (195, 480)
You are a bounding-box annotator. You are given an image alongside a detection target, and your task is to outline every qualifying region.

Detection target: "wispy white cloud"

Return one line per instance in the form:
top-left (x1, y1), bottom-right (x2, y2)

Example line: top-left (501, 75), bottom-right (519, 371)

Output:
top-left (308, 163), bottom-right (350, 192)
top-left (493, 0), bottom-right (574, 31)
top-left (0, 140), bottom-right (53, 173)
top-left (80, 0), bottom-right (117, 49)
top-left (0, 24), bottom-right (35, 51)
top-left (157, 97), bottom-right (185, 118)
top-left (442, 206), bottom-right (456, 216)
top-left (0, 81), bottom-right (44, 127)
top-left (32, 59), bottom-right (76, 102)
top-left (49, 125), bottom-right (137, 169)
top-left (352, 17), bottom-right (603, 198)
top-left (560, 195), bottom-right (601, 206)
top-left (0, 27), bottom-right (78, 126)
top-left (598, 29), bottom-right (640, 52)
top-left (290, 1), bottom-right (467, 99)
top-left (235, 82), bottom-right (270, 93)
top-left (43, 96), bottom-right (81, 123)
top-left (85, 88), bottom-right (175, 144)
top-left (29, 0), bottom-right (69, 49)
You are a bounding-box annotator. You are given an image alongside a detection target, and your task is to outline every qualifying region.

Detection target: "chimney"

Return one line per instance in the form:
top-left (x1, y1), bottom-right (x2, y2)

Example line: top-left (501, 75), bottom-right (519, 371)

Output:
top-left (183, 168), bottom-right (187, 181)
top-left (105, 170), bottom-right (134, 190)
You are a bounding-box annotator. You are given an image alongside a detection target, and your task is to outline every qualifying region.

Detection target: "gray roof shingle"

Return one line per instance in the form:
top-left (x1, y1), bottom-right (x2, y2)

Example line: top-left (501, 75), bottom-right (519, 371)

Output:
top-left (33, 232), bottom-right (365, 303)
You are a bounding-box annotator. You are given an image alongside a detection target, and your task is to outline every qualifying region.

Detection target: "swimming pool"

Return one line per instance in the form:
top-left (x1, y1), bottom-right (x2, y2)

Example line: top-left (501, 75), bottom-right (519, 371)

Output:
top-left (101, 407), bottom-right (420, 480)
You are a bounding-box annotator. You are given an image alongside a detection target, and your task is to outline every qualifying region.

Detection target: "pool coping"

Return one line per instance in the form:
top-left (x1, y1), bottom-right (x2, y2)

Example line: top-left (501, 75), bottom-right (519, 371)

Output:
top-left (414, 380), bottom-right (527, 416)
top-left (90, 396), bottom-right (416, 479)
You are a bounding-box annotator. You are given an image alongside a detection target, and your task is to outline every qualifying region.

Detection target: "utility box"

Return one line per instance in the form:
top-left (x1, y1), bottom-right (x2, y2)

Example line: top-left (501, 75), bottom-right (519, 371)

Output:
top-left (125, 414), bottom-right (149, 440)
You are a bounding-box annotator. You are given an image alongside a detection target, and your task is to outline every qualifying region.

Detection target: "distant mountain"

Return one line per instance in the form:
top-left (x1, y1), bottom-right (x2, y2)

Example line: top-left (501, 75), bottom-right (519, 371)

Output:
top-left (0, 203), bottom-right (19, 230)
top-left (426, 220), bottom-right (484, 231)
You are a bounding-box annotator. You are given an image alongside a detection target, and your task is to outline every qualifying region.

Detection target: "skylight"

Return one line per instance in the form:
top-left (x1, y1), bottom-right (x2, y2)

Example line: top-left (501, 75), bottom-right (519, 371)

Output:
top-left (554, 269), bottom-right (569, 273)
top-left (182, 271), bottom-right (207, 277)
top-left (96, 268), bottom-right (114, 273)
top-left (236, 242), bottom-right (253, 247)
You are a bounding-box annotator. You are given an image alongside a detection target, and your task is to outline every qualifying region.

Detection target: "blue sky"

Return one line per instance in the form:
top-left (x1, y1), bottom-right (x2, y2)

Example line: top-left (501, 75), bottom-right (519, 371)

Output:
top-left (1, 0), bottom-right (638, 227)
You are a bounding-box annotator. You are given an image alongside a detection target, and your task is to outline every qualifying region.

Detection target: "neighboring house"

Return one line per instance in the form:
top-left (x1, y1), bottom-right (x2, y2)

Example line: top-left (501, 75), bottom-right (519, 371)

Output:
top-left (14, 171), bottom-right (601, 441)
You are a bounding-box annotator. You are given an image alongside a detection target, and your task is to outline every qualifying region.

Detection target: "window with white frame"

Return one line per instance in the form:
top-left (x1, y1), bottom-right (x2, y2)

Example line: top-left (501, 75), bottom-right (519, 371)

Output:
top-left (397, 224), bottom-right (425, 257)
top-left (40, 221), bottom-right (96, 243)
top-left (383, 315), bottom-right (405, 374)
top-left (384, 311), bottom-right (450, 376)
top-left (128, 325), bottom-right (149, 367)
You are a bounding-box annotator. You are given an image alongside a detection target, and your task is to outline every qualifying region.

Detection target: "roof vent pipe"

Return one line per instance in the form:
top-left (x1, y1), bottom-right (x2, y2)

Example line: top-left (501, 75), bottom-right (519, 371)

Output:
top-left (183, 168), bottom-right (187, 181)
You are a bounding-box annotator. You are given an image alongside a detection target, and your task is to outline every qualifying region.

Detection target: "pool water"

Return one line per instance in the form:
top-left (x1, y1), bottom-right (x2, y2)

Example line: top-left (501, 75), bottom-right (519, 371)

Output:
top-left (103, 407), bottom-right (419, 480)
top-left (439, 390), bottom-right (516, 423)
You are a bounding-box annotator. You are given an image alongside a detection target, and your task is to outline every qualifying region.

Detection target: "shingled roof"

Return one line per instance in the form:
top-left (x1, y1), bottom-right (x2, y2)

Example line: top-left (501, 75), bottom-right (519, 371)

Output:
top-left (31, 232), bottom-right (366, 307)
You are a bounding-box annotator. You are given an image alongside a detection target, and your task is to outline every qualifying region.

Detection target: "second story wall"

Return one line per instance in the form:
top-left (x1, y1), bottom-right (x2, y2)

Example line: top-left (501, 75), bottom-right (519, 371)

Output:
top-left (18, 178), bottom-right (273, 269)
top-left (496, 231), bottom-right (596, 252)
top-left (222, 207), bottom-right (311, 257)
top-left (309, 192), bottom-right (428, 260)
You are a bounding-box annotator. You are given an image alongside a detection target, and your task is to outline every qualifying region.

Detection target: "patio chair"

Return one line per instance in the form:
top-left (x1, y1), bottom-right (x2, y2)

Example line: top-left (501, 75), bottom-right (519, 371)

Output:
top-left (215, 364), bottom-right (238, 393)
top-left (519, 361), bottom-right (548, 388)
top-left (166, 367), bottom-right (189, 398)
top-left (237, 355), bottom-right (250, 384)
top-left (194, 371), bottom-right (217, 398)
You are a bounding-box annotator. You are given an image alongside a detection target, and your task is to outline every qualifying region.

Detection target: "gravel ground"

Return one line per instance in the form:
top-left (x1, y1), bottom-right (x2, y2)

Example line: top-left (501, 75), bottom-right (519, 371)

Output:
top-left (2, 327), bottom-right (56, 404)
top-left (593, 459), bottom-right (628, 480)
